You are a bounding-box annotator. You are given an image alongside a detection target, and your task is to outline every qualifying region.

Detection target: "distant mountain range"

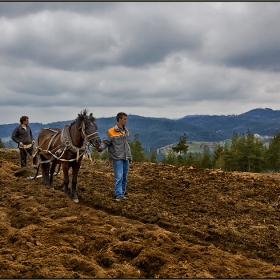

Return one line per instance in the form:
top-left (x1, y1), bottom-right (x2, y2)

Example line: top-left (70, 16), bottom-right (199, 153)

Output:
top-left (1, 108), bottom-right (279, 150)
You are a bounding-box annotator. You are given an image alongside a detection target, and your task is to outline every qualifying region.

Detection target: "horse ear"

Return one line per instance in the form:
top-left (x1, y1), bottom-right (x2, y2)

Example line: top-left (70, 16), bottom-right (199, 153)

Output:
top-left (77, 114), bottom-right (84, 122)
top-left (89, 113), bottom-right (93, 117)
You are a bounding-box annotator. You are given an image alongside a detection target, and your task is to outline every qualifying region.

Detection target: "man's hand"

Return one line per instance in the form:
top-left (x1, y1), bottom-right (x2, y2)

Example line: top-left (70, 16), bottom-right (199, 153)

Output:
top-left (95, 146), bottom-right (102, 152)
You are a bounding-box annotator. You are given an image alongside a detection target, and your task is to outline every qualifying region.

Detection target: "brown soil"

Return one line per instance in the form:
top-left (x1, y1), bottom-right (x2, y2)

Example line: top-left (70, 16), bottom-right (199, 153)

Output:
top-left (0, 148), bottom-right (280, 278)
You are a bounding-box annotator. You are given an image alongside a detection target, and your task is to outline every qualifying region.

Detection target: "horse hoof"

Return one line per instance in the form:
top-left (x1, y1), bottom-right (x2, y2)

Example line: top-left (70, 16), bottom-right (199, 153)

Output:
top-left (73, 198), bottom-right (79, 203)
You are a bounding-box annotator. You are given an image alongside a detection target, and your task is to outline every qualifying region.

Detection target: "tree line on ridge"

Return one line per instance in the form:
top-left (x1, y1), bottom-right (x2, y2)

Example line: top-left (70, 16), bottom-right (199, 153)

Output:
top-left (2, 129), bottom-right (280, 173)
top-left (92, 130), bottom-right (280, 173)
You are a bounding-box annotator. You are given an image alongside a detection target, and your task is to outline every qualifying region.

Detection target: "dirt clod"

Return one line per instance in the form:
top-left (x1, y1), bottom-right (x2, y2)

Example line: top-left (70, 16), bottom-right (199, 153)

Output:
top-left (0, 149), bottom-right (280, 278)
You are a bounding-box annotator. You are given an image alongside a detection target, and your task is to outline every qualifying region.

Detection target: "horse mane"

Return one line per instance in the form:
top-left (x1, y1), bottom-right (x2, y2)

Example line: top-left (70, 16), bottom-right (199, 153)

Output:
top-left (79, 109), bottom-right (88, 118)
top-left (70, 109), bottom-right (96, 127)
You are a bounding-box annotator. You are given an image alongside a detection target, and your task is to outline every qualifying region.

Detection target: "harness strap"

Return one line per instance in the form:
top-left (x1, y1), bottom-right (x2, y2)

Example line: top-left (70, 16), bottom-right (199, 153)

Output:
top-left (62, 124), bottom-right (87, 155)
top-left (35, 122), bottom-right (94, 163)
top-left (40, 155), bottom-right (55, 164)
top-left (47, 130), bottom-right (60, 151)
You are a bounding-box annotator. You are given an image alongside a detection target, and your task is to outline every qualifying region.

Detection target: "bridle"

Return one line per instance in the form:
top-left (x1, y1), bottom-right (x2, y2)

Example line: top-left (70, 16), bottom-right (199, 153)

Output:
top-left (79, 120), bottom-right (100, 147)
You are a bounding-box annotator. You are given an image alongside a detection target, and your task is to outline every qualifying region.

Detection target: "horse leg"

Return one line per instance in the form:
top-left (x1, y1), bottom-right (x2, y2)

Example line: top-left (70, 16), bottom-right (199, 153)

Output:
top-left (45, 162), bottom-right (51, 187)
top-left (41, 163), bottom-right (48, 185)
top-left (40, 155), bottom-right (50, 186)
top-left (62, 163), bottom-right (70, 197)
top-left (71, 161), bottom-right (81, 203)
top-left (49, 162), bottom-right (56, 188)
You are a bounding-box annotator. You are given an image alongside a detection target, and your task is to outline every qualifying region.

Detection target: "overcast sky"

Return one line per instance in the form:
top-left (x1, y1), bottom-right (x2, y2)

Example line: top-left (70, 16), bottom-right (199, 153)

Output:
top-left (1, 2), bottom-right (280, 124)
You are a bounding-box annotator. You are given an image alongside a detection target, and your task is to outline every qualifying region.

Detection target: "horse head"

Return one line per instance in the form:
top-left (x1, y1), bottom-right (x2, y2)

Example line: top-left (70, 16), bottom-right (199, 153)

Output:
top-left (77, 110), bottom-right (101, 147)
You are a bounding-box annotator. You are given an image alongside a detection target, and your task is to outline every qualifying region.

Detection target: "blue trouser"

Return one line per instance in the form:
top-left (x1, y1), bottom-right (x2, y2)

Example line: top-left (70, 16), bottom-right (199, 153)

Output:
top-left (113, 160), bottom-right (129, 198)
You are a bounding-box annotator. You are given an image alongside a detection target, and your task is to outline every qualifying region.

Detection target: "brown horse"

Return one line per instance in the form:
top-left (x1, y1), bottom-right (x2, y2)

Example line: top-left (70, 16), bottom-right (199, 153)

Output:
top-left (35, 110), bottom-right (101, 203)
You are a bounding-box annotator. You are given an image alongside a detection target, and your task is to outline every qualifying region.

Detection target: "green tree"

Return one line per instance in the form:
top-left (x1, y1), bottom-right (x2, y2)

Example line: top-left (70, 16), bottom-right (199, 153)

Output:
top-left (215, 154), bottom-right (224, 170)
top-left (7, 140), bottom-right (14, 148)
top-left (244, 130), bottom-right (263, 172)
top-left (213, 143), bottom-right (223, 169)
top-left (161, 149), bottom-right (177, 165)
top-left (185, 152), bottom-right (195, 167)
top-left (237, 132), bottom-right (247, 171)
top-left (193, 152), bottom-right (202, 168)
top-left (230, 130), bottom-right (264, 172)
top-left (252, 138), bottom-right (264, 172)
top-left (101, 149), bottom-right (109, 161)
top-left (172, 133), bottom-right (189, 156)
top-left (176, 154), bottom-right (186, 167)
top-left (149, 147), bottom-right (157, 163)
top-left (172, 133), bottom-right (189, 167)
top-left (222, 130), bottom-right (264, 172)
top-left (130, 134), bottom-right (145, 162)
top-left (229, 131), bottom-right (240, 171)
top-left (0, 138), bottom-right (5, 148)
top-left (222, 142), bottom-right (232, 171)
top-left (262, 145), bottom-right (269, 171)
top-left (266, 131), bottom-right (280, 172)
top-left (91, 148), bottom-right (101, 161)
top-left (200, 145), bottom-right (212, 168)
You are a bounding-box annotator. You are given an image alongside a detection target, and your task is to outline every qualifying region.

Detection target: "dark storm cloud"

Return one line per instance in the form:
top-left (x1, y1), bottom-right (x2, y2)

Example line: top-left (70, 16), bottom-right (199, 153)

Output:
top-left (117, 16), bottom-right (202, 67)
top-left (1, 2), bottom-right (203, 71)
top-left (1, 33), bottom-right (118, 72)
top-left (225, 49), bottom-right (280, 72)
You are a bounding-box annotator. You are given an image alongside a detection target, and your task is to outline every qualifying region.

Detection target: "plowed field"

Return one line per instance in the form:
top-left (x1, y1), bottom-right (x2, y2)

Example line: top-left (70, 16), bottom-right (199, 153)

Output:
top-left (0, 148), bottom-right (280, 278)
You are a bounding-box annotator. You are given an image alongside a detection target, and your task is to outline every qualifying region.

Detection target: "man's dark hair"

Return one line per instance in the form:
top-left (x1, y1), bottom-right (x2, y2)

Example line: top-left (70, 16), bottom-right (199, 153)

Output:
top-left (20, 116), bottom-right (29, 124)
top-left (116, 112), bottom-right (127, 122)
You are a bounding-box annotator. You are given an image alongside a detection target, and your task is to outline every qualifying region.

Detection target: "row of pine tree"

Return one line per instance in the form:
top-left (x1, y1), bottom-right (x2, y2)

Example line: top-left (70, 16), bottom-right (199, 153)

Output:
top-left (92, 130), bottom-right (280, 173)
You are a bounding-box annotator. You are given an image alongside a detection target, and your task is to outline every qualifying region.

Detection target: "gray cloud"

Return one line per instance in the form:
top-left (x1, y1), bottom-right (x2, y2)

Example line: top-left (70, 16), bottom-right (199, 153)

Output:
top-left (225, 49), bottom-right (280, 72)
top-left (1, 2), bottom-right (280, 125)
top-left (0, 2), bottom-right (119, 18)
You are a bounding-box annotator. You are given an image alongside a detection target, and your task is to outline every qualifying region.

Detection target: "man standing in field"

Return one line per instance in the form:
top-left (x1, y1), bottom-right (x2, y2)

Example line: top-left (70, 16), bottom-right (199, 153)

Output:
top-left (97, 112), bottom-right (132, 201)
top-left (11, 116), bottom-right (37, 168)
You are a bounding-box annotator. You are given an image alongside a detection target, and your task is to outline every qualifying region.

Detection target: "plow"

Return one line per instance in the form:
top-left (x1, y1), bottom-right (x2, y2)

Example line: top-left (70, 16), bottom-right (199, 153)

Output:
top-left (27, 163), bottom-right (61, 180)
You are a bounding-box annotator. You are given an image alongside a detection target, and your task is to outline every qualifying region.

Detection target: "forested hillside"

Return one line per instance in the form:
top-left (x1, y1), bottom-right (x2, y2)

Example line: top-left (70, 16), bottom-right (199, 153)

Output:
top-left (178, 108), bottom-right (280, 139)
top-left (1, 108), bottom-right (279, 150)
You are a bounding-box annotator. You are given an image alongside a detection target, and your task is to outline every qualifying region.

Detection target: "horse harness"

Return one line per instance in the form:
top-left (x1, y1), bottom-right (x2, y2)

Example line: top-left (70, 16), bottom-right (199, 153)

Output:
top-left (34, 122), bottom-right (98, 163)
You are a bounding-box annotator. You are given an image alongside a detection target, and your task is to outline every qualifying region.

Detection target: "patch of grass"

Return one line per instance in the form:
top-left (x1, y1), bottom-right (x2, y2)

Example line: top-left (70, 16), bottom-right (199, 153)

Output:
top-left (14, 169), bottom-right (31, 177)
top-left (52, 197), bottom-right (68, 204)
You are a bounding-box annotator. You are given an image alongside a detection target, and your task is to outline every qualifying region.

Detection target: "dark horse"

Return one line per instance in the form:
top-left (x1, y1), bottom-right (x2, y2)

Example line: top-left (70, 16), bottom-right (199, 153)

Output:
top-left (34, 110), bottom-right (101, 203)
